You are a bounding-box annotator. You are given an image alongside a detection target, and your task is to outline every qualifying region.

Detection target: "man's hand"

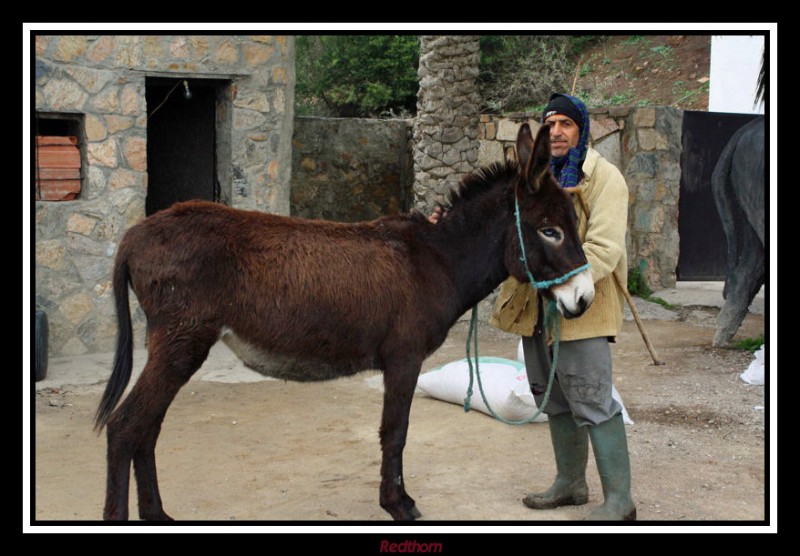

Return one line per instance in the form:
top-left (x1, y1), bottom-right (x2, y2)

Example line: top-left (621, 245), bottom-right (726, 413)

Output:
top-left (428, 205), bottom-right (448, 224)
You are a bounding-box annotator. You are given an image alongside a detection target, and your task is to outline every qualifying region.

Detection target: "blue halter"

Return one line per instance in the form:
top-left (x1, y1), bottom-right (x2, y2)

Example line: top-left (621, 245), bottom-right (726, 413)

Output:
top-left (513, 193), bottom-right (590, 289)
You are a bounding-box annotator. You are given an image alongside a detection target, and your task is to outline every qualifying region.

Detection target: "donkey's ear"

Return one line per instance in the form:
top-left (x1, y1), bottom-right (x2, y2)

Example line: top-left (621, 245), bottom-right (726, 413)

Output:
top-left (515, 123), bottom-right (535, 169)
top-left (519, 123), bottom-right (553, 194)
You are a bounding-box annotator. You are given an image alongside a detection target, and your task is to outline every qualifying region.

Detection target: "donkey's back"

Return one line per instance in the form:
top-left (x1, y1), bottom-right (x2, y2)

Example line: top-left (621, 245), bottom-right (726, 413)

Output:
top-left (118, 200), bottom-right (452, 381)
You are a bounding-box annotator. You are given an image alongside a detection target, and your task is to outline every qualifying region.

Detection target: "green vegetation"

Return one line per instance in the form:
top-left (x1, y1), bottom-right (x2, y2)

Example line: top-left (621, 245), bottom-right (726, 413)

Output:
top-left (607, 92), bottom-right (633, 105)
top-left (479, 36), bottom-right (608, 113)
top-left (672, 80), bottom-right (709, 106)
top-left (478, 36), bottom-right (574, 114)
top-left (733, 335), bottom-right (765, 352)
top-left (295, 35), bottom-right (420, 118)
top-left (650, 45), bottom-right (673, 59)
top-left (294, 34), bottom-right (704, 116)
top-left (628, 260), bottom-right (675, 309)
top-left (295, 35), bottom-right (611, 117)
top-left (621, 36), bottom-right (650, 46)
top-left (628, 260), bottom-right (651, 297)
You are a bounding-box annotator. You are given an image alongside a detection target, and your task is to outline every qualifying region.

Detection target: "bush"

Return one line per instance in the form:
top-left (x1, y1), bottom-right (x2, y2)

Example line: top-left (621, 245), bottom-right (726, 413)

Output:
top-left (478, 36), bottom-right (606, 113)
top-left (734, 335), bottom-right (765, 352)
top-left (295, 36), bottom-right (420, 118)
top-left (627, 260), bottom-right (652, 298)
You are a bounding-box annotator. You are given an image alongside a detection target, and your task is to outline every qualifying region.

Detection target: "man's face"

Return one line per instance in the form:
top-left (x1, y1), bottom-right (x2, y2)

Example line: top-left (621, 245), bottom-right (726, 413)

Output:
top-left (544, 114), bottom-right (580, 158)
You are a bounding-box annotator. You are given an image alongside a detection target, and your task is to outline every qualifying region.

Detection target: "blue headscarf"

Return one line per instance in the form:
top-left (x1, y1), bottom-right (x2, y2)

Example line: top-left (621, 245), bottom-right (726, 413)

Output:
top-left (542, 94), bottom-right (590, 189)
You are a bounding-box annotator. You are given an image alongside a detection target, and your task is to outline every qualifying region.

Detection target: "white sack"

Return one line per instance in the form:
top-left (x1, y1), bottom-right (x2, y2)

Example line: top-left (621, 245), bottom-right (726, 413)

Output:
top-left (417, 357), bottom-right (548, 423)
top-left (740, 345), bottom-right (765, 385)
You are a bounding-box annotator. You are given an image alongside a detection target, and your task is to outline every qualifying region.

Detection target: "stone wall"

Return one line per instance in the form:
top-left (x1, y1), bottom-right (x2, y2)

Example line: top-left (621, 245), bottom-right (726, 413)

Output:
top-left (291, 117), bottom-right (413, 221)
top-left (34, 35), bottom-right (295, 356)
top-left (622, 107), bottom-right (683, 289)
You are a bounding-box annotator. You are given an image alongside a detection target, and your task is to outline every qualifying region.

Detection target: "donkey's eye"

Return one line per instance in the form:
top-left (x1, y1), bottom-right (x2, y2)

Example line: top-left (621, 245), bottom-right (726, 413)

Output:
top-left (539, 227), bottom-right (562, 241)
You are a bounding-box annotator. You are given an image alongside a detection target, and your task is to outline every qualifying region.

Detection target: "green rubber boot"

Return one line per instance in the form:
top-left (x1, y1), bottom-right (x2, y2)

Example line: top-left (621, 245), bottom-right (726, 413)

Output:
top-left (585, 413), bottom-right (637, 521)
top-left (523, 413), bottom-right (589, 509)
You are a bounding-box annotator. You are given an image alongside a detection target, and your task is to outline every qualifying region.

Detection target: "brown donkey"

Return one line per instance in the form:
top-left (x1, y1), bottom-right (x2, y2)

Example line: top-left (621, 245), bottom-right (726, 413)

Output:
top-left (94, 123), bottom-right (594, 521)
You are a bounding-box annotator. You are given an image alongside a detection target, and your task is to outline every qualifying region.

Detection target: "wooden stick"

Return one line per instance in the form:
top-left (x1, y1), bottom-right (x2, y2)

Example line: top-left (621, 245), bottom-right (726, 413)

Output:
top-left (574, 190), bottom-right (665, 365)
top-left (571, 57), bottom-right (583, 96)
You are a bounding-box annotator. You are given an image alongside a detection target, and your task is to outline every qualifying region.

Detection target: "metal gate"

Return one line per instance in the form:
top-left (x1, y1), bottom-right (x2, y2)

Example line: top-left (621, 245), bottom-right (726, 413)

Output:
top-left (677, 111), bottom-right (760, 281)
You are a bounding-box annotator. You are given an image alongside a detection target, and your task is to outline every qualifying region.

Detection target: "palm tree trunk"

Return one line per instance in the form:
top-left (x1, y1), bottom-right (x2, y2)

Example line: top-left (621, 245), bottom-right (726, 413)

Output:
top-left (412, 36), bottom-right (481, 212)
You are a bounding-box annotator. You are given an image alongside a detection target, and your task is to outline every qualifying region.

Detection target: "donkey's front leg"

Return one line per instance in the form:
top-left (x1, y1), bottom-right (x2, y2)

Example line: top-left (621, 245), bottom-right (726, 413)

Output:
top-left (379, 359), bottom-right (423, 521)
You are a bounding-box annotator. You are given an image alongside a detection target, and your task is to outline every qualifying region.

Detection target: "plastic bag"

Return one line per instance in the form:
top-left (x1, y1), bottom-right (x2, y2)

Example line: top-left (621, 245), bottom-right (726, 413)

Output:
top-left (740, 345), bottom-right (765, 385)
top-left (417, 357), bottom-right (549, 423)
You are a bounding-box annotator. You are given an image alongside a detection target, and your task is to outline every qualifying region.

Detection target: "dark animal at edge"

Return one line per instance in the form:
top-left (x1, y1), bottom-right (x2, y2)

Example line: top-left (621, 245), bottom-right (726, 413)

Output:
top-left (711, 116), bottom-right (765, 346)
top-left (94, 123), bottom-right (594, 521)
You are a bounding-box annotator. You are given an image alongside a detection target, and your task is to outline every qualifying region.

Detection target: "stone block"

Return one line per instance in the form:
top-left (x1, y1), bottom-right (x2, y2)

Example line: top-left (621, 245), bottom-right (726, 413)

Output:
top-left (608, 106), bottom-right (631, 118)
top-left (637, 128), bottom-right (658, 151)
top-left (60, 292), bottom-right (93, 325)
top-left (66, 213), bottom-right (97, 236)
top-left (478, 140), bottom-right (504, 167)
top-left (87, 139), bottom-right (118, 168)
top-left (53, 36), bottom-right (87, 62)
top-left (590, 117), bottom-right (620, 142)
top-left (626, 153), bottom-right (657, 177)
top-left (497, 119), bottom-right (520, 141)
top-left (593, 134), bottom-right (621, 169)
top-left (123, 136), bottom-right (147, 172)
top-left (35, 241), bottom-right (66, 271)
top-left (42, 78), bottom-right (88, 111)
top-left (632, 107), bottom-right (656, 127)
top-left (484, 121), bottom-right (496, 140)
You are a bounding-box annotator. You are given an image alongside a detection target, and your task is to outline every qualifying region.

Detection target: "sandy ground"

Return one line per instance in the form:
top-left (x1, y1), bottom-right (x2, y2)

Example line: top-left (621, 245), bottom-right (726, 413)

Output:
top-left (27, 286), bottom-right (772, 534)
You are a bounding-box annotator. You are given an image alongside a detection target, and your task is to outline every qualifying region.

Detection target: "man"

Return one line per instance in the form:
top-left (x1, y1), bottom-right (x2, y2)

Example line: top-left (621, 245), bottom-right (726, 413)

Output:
top-left (490, 93), bottom-right (635, 521)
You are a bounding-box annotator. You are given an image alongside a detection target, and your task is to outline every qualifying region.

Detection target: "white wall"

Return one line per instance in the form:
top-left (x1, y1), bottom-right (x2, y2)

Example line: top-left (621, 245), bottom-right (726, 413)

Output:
top-left (709, 35), bottom-right (765, 114)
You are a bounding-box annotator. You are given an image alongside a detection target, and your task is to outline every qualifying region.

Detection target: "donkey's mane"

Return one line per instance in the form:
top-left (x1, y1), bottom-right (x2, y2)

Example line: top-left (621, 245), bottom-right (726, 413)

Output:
top-left (443, 160), bottom-right (519, 210)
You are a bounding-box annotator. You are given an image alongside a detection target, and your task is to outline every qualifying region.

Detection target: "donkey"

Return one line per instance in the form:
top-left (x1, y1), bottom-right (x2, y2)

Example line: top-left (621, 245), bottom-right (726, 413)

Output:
top-left (94, 123), bottom-right (594, 521)
top-left (711, 116), bottom-right (765, 346)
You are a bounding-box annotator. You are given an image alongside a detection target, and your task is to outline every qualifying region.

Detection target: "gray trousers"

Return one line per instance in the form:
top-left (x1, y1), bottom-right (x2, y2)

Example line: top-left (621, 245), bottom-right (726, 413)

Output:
top-left (521, 333), bottom-right (621, 427)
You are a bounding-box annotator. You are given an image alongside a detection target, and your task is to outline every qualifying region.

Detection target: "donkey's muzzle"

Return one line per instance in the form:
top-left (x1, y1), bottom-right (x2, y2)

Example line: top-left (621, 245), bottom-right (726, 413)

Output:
top-left (549, 268), bottom-right (595, 319)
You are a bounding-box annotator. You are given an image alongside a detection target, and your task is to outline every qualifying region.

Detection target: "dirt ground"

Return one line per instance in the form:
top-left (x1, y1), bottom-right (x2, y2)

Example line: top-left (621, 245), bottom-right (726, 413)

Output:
top-left (573, 35), bottom-right (711, 110)
top-left (29, 295), bottom-right (770, 530)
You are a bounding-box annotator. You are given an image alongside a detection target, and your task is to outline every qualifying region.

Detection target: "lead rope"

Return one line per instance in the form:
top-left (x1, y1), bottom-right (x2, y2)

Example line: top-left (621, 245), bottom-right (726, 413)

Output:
top-left (462, 193), bottom-right (590, 425)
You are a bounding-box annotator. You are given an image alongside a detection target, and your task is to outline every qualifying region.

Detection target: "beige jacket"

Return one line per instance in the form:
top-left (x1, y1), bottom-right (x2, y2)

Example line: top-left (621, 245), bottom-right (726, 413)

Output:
top-left (490, 147), bottom-right (629, 341)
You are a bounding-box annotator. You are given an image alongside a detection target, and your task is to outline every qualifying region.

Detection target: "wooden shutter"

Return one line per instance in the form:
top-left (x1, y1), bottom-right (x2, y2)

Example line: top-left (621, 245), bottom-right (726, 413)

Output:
top-left (35, 135), bottom-right (81, 201)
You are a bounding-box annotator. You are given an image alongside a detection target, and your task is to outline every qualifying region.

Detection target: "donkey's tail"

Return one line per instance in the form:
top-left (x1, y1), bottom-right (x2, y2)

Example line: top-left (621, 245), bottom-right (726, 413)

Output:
top-left (94, 252), bottom-right (134, 432)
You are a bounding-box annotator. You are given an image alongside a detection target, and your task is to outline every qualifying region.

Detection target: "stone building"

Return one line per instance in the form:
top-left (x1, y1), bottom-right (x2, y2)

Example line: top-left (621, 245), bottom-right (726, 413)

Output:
top-left (34, 35), bottom-right (296, 356)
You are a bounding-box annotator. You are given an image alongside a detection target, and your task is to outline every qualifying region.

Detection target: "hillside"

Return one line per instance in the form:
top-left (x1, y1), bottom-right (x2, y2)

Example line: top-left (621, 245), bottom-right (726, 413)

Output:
top-left (571, 35), bottom-right (711, 111)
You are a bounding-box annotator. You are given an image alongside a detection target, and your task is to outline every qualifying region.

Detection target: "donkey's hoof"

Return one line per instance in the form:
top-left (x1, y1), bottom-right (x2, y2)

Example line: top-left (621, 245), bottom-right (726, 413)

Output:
top-left (393, 509), bottom-right (419, 521)
top-left (403, 495), bottom-right (422, 519)
top-left (103, 506), bottom-right (129, 521)
top-left (384, 503), bottom-right (420, 521)
top-left (140, 509), bottom-right (174, 521)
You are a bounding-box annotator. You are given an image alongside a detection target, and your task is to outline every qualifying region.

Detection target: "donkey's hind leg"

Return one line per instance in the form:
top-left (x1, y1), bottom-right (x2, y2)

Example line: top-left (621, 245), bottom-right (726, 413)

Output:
top-left (104, 326), bottom-right (217, 520)
top-left (714, 226), bottom-right (765, 347)
top-left (379, 356), bottom-right (424, 521)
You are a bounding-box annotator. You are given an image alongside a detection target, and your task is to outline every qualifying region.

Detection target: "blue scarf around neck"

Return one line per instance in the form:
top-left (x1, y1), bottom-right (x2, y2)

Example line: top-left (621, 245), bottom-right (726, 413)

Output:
top-left (548, 94), bottom-right (590, 189)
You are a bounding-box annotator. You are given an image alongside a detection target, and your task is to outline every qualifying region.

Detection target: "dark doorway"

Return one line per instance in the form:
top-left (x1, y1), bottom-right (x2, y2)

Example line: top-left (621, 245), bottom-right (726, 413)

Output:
top-left (145, 77), bottom-right (222, 216)
top-left (678, 111), bottom-right (761, 281)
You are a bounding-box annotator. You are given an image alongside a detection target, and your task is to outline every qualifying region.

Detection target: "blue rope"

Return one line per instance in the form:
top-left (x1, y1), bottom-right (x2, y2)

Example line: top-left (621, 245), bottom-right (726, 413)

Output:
top-left (464, 303), bottom-right (560, 425)
top-left (462, 192), bottom-right (588, 425)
